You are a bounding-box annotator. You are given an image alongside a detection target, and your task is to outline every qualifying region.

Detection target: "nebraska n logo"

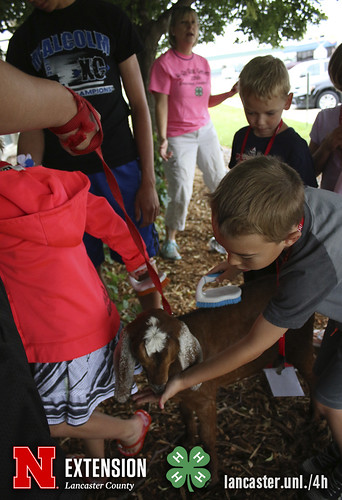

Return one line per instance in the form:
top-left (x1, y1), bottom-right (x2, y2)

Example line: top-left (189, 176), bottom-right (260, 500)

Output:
top-left (13, 446), bottom-right (56, 489)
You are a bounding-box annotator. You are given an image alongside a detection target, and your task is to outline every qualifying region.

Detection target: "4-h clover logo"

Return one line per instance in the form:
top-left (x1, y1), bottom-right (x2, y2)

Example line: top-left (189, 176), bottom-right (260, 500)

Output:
top-left (166, 446), bottom-right (211, 492)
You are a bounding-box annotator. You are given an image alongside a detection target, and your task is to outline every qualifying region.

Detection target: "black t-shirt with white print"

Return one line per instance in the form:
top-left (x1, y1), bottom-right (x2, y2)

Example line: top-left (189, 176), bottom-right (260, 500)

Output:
top-left (6, 0), bottom-right (142, 174)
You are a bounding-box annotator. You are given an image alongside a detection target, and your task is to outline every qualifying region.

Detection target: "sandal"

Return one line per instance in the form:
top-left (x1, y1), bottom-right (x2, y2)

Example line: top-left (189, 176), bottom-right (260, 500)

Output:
top-left (117, 409), bottom-right (152, 457)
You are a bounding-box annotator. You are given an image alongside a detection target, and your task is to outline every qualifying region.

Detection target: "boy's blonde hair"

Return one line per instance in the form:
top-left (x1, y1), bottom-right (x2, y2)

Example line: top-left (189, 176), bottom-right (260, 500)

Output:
top-left (328, 43), bottom-right (342, 92)
top-left (239, 55), bottom-right (290, 101)
top-left (210, 156), bottom-right (304, 243)
top-left (168, 6), bottom-right (199, 49)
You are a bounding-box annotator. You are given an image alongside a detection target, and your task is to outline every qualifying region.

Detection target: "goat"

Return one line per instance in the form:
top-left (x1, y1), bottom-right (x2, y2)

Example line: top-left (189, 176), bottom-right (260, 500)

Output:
top-left (114, 275), bottom-right (315, 483)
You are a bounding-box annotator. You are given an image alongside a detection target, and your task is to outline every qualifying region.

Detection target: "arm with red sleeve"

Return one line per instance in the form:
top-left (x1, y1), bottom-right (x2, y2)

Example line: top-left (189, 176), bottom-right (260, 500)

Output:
top-left (85, 192), bottom-right (148, 273)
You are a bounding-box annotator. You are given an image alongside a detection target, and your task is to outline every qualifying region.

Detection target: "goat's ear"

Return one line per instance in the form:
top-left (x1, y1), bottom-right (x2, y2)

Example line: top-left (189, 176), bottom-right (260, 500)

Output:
top-left (113, 327), bottom-right (136, 403)
top-left (178, 323), bottom-right (203, 390)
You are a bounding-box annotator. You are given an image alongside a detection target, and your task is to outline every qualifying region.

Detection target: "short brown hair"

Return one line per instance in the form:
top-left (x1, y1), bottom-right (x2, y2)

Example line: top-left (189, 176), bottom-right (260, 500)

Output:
top-left (239, 55), bottom-right (290, 101)
top-left (210, 156), bottom-right (305, 243)
top-left (328, 43), bottom-right (342, 92)
top-left (168, 6), bottom-right (199, 49)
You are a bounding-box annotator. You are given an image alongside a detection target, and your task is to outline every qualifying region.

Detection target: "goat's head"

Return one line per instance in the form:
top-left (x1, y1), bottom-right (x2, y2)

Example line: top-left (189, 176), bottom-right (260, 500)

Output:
top-left (114, 308), bottom-right (203, 402)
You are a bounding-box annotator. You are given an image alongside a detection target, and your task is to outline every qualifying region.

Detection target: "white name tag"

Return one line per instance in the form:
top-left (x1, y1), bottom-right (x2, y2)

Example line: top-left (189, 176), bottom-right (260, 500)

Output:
top-left (263, 366), bottom-right (305, 397)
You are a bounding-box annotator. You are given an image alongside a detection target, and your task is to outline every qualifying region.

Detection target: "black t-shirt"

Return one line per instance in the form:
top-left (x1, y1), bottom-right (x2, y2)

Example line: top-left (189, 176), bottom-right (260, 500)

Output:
top-left (229, 126), bottom-right (317, 187)
top-left (6, 0), bottom-right (143, 174)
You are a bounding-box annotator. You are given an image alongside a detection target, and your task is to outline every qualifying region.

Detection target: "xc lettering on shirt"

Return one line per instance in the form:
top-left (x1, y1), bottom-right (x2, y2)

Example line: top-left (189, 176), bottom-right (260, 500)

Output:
top-left (30, 30), bottom-right (113, 96)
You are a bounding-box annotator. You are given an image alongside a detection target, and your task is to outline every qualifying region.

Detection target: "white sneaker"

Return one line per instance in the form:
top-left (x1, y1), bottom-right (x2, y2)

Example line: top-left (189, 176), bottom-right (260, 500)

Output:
top-left (208, 236), bottom-right (227, 255)
top-left (160, 240), bottom-right (182, 260)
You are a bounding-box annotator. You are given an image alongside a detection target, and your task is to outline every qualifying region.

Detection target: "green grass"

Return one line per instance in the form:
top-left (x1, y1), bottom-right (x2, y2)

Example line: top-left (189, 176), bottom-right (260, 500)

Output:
top-left (209, 104), bottom-right (312, 149)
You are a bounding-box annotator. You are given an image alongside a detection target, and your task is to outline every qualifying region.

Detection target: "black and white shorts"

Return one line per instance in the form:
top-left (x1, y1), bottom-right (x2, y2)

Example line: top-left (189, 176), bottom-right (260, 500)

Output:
top-left (32, 330), bottom-right (140, 426)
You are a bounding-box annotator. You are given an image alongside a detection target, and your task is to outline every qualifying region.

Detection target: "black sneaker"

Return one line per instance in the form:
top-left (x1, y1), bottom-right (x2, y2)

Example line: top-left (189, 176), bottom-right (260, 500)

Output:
top-left (306, 461), bottom-right (342, 499)
top-left (302, 442), bottom-right (341, 475)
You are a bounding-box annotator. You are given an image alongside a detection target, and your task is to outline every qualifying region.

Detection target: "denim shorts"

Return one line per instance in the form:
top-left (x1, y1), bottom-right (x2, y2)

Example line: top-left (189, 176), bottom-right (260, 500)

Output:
top-left (83, 159), bottom-right (159, 267)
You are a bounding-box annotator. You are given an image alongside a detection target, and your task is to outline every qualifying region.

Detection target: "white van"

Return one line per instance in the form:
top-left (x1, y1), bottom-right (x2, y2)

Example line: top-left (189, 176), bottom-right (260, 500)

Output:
top-left (289, 58), bottom-right (342, 109)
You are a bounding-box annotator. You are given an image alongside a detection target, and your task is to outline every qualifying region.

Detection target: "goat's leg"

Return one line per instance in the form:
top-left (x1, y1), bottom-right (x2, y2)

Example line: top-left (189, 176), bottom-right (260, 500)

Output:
top-left (193, 394), bottom-right (219, 485)
top-left (179, 402), bottom-right (197, 447)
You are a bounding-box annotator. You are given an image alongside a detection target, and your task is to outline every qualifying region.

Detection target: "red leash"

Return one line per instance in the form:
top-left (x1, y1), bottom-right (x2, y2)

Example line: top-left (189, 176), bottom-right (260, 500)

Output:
top-left (50, 88), bottom-right (172, 315)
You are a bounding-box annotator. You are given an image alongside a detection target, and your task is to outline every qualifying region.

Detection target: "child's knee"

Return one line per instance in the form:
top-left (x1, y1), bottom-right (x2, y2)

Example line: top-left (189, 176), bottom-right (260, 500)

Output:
top-left (49, 422), bottom-right (69, 438)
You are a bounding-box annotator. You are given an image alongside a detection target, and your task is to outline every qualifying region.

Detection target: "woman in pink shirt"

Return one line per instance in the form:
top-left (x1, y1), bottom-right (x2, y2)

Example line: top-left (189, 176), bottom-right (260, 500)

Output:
top-left (149, 6), bottom-right (237, 260)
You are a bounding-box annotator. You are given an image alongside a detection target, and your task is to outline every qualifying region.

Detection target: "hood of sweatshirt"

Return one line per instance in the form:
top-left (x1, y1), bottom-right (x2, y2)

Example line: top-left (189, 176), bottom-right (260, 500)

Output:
top-left (0, 166), bottom-right (90, 247)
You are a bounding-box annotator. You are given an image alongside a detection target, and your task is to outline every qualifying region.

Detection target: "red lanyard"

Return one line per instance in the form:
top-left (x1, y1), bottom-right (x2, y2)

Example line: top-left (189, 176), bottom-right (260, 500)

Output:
top-left (49, 88), bottom-right (172, 315)
top-left (239, 119), bottom-right (283, 160)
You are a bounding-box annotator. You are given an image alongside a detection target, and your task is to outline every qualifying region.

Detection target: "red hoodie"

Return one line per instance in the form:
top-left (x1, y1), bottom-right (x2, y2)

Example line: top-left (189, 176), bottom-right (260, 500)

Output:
top-left (0, 166), bottom-right (147, 363)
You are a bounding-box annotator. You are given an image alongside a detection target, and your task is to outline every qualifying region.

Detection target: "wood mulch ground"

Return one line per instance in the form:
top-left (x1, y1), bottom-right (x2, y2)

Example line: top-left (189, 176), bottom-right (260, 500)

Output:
top-left (60, 166), bottom-right (330, 500)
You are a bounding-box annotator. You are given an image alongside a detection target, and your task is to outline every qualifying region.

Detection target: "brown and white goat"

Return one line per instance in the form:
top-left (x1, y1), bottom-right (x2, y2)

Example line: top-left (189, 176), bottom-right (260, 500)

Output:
top-left (114, 276), bottom-right (315, 483)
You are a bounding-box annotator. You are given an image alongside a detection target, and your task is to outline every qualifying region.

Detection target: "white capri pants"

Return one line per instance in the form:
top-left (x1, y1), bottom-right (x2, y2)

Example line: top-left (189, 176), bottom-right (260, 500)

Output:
top-left (164, 120), bottom-right (227, 231)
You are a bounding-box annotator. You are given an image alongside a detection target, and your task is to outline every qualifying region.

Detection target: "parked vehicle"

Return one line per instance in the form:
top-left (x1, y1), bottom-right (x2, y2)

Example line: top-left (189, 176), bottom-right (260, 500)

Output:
top-left (289, 58), bottom-right (342, 109)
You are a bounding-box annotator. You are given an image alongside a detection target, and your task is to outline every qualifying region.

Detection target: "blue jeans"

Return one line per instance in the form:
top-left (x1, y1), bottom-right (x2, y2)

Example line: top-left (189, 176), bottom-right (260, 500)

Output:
top-left (83, 159), bottom-right (159, 267)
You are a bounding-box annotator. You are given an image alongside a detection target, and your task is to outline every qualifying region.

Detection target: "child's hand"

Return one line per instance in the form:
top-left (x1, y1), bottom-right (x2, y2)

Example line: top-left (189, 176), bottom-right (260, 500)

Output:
top-left (207, 261), bottom-right (241, 282)
top-left (49, 88), bottom-right (102, 156)
top-left (132, 387), bottom-right (160, 405)
top-left (158, 374), bottom-right (185, 410)
top-left (56, 109), bottom-right (101, 156)
top-left (129, 262), bottom-right (149, 281)
top-left (132, 374), bottom-right (185, 409)
top-left (159, 138), bottom-right (173, 161)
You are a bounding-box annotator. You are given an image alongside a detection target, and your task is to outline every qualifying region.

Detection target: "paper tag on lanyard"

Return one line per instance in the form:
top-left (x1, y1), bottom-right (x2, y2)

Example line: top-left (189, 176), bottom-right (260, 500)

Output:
top-left (263, 366), bottom-right (305, 397)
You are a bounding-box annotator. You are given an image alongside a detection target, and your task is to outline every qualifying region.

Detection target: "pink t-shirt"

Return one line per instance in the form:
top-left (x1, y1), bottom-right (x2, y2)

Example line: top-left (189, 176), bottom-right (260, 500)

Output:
top-left (149, 49), bottom-right (211, 137)
top-left (310, 105), bottom-right (342, 191)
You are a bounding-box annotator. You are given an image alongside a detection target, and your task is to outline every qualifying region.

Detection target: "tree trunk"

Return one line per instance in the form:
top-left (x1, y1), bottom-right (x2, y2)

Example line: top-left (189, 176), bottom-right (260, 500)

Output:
top-left (136, 14), bottom-right (169, 130)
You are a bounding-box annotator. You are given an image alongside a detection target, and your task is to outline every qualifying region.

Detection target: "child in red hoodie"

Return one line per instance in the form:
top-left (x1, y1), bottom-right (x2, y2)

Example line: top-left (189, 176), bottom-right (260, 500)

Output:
top-left (0, 61), bottom-right (151, 461)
